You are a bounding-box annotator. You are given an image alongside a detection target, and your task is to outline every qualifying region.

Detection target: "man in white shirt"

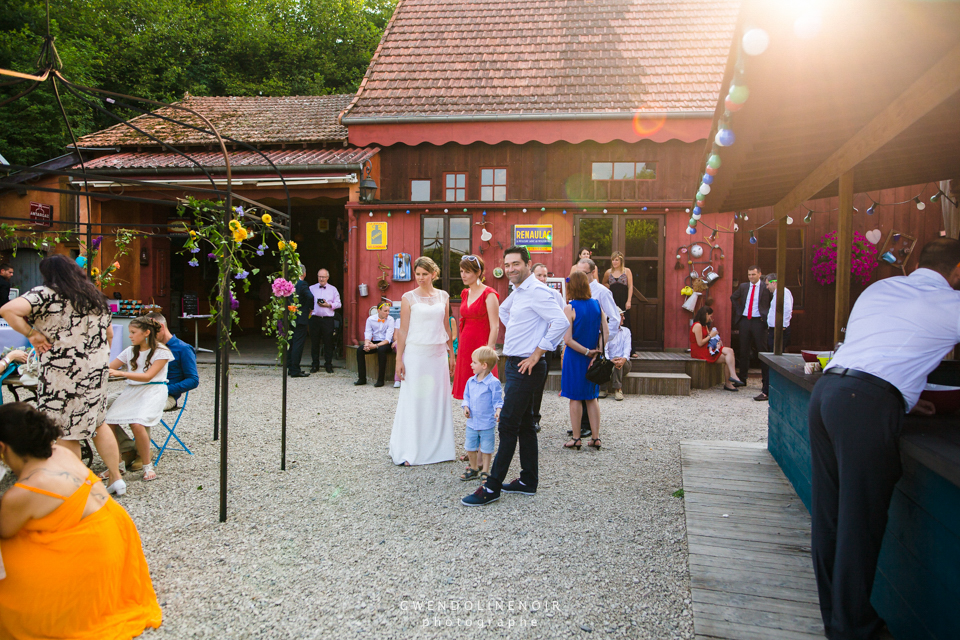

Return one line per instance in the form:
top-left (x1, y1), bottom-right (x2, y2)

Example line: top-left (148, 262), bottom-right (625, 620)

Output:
top-left (809, 238), bottom-right (960, 640)
top-left (309, 268), bottom-right (341, 373)
top-left (605, 308), bottom-right (632, 401)
top-left (530, 263), bottom-right (566, 433)
top-left (761, 272), bottom-right (794, 398)
top-left (355, 303), bottom-right (395, 387)
top-left (462, 246), bottom-right (567, 507)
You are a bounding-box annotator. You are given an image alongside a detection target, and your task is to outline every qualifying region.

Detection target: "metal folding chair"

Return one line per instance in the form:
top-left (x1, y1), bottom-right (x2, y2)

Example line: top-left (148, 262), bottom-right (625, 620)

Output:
top-left (151, 391), bottom-right (192, 464)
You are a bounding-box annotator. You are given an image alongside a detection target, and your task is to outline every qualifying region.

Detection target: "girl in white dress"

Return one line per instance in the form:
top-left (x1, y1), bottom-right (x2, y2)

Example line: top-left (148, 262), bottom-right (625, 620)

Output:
top-left (390, 257), bottom-right (456, 466)
top-left (104, 317), bottom-right (175, 482)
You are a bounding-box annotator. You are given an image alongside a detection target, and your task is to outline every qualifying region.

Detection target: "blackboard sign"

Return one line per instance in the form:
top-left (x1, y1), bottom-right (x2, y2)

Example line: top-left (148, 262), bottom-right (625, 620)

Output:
top-left (182, 293), bottom-right (199, 316)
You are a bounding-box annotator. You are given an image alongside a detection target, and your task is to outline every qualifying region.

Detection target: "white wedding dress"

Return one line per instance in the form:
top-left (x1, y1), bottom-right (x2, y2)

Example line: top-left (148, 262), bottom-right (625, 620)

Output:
top-left (389, 289), bottom-right (456, 466)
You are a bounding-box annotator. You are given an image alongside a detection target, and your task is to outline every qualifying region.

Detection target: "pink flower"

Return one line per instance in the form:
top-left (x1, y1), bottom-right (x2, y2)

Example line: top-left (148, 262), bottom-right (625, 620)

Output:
top-left (271, 278), bottom-right (295, 297)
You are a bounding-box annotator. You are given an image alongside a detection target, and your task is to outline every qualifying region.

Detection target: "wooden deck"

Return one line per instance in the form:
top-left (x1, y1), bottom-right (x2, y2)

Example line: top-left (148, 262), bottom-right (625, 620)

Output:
top-left (680, 441), bottom-right (826, 640)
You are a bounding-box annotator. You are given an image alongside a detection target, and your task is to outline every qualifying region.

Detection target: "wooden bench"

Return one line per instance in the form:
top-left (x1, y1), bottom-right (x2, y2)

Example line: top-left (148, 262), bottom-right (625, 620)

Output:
top-left (543, 370), bottom-right (692, 396)
top-left (345, 345), bottom-right (397, 378)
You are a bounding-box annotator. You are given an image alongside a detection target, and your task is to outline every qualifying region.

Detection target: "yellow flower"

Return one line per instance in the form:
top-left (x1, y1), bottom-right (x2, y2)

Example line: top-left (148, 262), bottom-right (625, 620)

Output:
top-left (261, 214), bottom-right (272, 225)
top-left (233, 227), bottom-right (247, 243)
top-left (278, 241), bottom-right (286, 251)
top-left (228, 220), bottom-right (241, 231)
top-left (91, 267), bottom-right (100, 276)
top-left (189, 230), bottom-right (197, 237)
top-left (289, 241), bottom-right (298, 251)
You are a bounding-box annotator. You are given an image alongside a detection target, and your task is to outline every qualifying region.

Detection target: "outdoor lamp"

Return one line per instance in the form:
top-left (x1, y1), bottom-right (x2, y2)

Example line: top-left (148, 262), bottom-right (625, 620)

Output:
top-left (358, 160), bottom-right (378, 203)
top-left (914, 196), bottom-right (926, 211)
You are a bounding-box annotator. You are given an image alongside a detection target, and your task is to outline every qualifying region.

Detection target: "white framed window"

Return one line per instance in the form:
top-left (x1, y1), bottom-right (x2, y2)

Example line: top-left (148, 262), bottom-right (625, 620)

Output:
top-left (592, 162), bottom-right (657, 181)
top-left (411, 180), bottom-right (431, 202)
top-left (444, 173), bottom-right (466, 201)
top-left (480, 168), bottom-right (506, 201)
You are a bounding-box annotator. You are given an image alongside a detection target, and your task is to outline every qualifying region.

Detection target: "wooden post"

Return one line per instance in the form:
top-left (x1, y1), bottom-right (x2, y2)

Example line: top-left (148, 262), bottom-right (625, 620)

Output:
top-left (774, 216), bottom-right (788, 355)
top-left (835, 169), bottom-right (855, 346)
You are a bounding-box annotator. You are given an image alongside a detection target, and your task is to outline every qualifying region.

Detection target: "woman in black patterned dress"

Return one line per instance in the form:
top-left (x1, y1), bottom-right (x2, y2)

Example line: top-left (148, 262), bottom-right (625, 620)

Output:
top-left (0, 255), bottom-right (124, 493)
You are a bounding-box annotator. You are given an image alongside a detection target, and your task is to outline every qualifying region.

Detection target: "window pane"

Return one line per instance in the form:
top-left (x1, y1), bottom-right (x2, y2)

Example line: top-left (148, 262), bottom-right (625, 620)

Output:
top-left (456, 174), bottom-right (465, 188)
top-left (481, 186), bottom-right (493, 201)
top-left (592, 162), bottom-right (613, 180)
top-left (456, 188), bottom-right (466, 201)
top-left (450, 217), bottom-right (470, 239)
top-left (578, 218), bottom-right (613, 256)
top-left (411, 180), bottom-right (431, 201)
top-left (445, 188), bottom-right (456, 202)
top-left (636, 163), bottom-right (657, 180)
top-left (494, 186), bottom-right (506, 201)
top-left (423, 217), bottom-right (442, 240)
top-left (494, 169), bottom-right (506, 185)
top-left (446, 174), bottom-right (455, 188)
top-left (624, 219), bottom-right (659, 257)
top-left (630, 260), bottom-right (659, 299)
top-left (614, 162), bottom-right (635, 180)
top-left (481, 169), bottom-right (493, 186)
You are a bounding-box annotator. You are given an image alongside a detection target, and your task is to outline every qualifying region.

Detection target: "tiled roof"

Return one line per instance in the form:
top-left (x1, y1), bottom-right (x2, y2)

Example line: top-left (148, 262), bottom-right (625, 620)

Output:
top-left (77, 95), bottom-right (353, 148)
top-left (341, 0), bottom-right (740, 120)
top-left (82, 147), bottom-right (379, 171)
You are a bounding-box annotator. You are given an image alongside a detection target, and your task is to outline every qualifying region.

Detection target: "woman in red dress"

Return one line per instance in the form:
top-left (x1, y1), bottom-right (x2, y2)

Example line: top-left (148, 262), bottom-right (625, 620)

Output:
top-left (452, 255), bottom-right (500, 399)
top-left (690, 305), bottom-right (743, 392)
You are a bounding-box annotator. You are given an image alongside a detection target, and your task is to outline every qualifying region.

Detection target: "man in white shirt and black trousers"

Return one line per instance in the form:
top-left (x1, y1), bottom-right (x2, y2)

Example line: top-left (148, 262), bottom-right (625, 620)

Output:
top-left (355, 302), bottom-right (395, 387)
top-left (462, 246), bottom-right (567, 506)
top-left (809, 238), bottom-right (960, 640)
top-left (760, 272), bottom-right (793, 399)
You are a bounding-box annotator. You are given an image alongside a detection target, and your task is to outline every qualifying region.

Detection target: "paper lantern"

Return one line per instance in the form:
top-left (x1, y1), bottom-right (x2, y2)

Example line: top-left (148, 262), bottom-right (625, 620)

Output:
top-left (715, 128), bottom-right (736, 147)
top-left (699, 183), bottom-right (712, 195)
top-left (702, 174), bottom-right (714, 185)
top-left (707, 154), bottom-right (722, 169)
top-left (705, 166), bottom-right (718, 177)
top-left (728, 85), bottom-right (750, 104)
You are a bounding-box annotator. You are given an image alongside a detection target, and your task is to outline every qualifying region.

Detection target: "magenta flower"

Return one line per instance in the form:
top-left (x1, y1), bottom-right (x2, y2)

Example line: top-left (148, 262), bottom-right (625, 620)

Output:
top-left (811, 231), bottom-right (878, 286)
top-left (272, 278), bottom-right (295, 297)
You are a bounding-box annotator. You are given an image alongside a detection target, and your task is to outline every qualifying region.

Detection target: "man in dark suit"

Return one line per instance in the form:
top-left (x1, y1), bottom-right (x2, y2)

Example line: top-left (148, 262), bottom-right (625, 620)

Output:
top-left (0, 263), bottom-right (13, 304)
top-left (288, 264), bottom-right (314, 378)
top-left (730, 265), bottom-right (772, 400)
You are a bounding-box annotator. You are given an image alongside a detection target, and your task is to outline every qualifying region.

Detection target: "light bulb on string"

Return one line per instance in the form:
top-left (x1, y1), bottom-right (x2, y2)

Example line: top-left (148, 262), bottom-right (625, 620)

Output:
top-left (733, 223), bottom-right (739, 232)
top-left (931, 192), bottom-right (941, 203)
top-left (709, 229), bottom-right (718, 241)
top-left (702, 173), bottom-right (714, 185)
top-left (866, 203), bottom-right (877, 215)
top-left (804, 210), bottom-right (813, 224)
top-left (749, 230), bottom-right (757, 245)
top-left (914, 197), bottom-right (926, 211)
top-left (715, 128), bottom-right (736, 147)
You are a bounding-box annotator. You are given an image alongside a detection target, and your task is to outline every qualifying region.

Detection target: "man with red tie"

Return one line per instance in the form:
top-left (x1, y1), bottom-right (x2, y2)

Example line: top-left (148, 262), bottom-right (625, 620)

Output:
top-left (730, 265), bottom-right (772, 400)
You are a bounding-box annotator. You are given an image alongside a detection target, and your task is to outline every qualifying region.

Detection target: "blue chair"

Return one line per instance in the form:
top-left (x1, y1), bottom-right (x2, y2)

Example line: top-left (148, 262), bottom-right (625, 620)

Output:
top-left (150, 391), bottom-right (192, 464)
top-left (0, 362), bottom-right (19, 402)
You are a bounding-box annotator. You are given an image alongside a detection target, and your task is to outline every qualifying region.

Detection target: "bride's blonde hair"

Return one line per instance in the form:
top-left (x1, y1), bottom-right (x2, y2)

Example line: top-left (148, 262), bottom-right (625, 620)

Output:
top-left (414, 256), bottom-right (440, 281)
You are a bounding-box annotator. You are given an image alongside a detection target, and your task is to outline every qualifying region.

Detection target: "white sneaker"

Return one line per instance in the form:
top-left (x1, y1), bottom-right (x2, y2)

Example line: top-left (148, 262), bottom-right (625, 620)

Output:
top-left (614, 390), bottom-right (624, 401)
top-left (106, 479), bottom-right (127, 496)
top-left (394, 381), bottom-right (401, 388)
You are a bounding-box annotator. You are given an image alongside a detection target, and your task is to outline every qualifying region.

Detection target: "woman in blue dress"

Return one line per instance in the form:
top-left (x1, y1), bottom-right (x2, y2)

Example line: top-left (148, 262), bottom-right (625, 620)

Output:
top-left (560, 270), bottom-right (608, 450)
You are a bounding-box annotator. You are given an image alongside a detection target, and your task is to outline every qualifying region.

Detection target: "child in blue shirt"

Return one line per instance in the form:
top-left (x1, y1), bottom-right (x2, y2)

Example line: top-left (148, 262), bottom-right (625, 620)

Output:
top-left (460, 346), bottom-right (503, 482)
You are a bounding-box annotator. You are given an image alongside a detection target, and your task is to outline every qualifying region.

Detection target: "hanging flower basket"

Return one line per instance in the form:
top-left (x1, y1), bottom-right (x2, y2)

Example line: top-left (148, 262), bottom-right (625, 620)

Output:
top-left (811, 231), bottom-right (878, 286)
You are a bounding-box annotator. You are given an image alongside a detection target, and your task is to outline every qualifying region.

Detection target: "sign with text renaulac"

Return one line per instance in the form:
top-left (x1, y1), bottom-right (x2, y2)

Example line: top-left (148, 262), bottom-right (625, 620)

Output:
top-left (513, 224), bottom-right (553, 253)
top-left (29, 202), bottom-right (52, 227)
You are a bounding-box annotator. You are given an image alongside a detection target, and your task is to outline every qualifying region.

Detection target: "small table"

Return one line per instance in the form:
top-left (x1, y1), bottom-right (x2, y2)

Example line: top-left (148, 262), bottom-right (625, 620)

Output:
top-left (180, 314), bottom-right (213, 354)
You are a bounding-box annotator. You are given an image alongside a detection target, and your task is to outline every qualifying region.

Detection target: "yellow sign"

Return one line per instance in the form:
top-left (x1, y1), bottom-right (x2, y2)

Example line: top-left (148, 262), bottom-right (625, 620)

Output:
top-left (366, 221), bottom-right (388, 250)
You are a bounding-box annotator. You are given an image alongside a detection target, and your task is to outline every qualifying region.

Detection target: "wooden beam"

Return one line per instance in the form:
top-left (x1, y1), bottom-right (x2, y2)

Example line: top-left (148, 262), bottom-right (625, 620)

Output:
top-left (772, 40), bottom-right (960, 219)
top-left (774, 216), bottom-right (787, 355)
top-left (835, 170), bottom-right (855, 346)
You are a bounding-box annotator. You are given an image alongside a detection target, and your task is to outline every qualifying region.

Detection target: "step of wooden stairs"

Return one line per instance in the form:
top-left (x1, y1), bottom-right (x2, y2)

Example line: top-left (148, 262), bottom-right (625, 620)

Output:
top-left (544, 371), bottom-right (691, 396)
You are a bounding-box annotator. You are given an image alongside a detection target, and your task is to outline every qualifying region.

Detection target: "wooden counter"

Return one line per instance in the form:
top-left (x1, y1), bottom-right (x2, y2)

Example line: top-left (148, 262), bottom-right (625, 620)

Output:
top-left (761, 353), bottom-right (960, 640)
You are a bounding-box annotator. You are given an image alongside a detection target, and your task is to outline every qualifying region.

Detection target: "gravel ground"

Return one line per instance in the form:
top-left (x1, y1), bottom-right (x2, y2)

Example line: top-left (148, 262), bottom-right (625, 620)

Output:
top-left (9, 364), bottom-right (768, 639)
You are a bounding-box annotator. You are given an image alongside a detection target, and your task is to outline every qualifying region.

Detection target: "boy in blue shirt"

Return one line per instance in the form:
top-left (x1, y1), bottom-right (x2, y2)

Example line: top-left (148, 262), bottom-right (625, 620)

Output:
top-left (460, 346), bottom-right (503, 482)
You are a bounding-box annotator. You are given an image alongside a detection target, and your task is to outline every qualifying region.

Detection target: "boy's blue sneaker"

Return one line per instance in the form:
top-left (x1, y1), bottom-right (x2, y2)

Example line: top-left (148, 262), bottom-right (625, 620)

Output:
top-left (461, 485), bottom-right (500, 506)
top-left (501, 478), bottom-right (536, 495)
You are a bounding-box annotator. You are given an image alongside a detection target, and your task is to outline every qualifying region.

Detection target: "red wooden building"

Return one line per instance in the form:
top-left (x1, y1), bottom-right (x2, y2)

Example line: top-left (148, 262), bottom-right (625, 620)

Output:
top-left (339, 0), bottom-right (741, 352)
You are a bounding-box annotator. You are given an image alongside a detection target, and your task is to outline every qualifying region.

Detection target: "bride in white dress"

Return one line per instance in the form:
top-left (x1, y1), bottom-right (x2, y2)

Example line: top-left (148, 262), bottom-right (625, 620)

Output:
top-left (389, 256), bottom-right (456, 466)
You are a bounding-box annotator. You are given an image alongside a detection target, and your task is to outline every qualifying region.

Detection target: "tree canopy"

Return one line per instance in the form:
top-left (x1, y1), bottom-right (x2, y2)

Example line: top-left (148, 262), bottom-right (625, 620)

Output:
top-left (0, 0), bottom-right (395, 166)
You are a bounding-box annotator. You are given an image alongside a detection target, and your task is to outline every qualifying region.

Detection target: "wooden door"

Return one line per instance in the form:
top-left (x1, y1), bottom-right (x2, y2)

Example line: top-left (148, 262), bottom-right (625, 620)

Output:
top-left (574, 215), bottom-right (664, 351)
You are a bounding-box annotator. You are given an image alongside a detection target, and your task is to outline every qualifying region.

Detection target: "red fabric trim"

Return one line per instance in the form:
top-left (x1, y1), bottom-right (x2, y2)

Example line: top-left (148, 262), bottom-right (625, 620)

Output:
top-left (347, 118), bottom-right (712, 147)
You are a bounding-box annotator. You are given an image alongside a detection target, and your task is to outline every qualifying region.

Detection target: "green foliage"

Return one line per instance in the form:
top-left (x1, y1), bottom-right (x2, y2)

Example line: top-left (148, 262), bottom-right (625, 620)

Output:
top-left (671, 488), bottom-right (684, 498)
top-left (0, 0), bottom-right (395, 165)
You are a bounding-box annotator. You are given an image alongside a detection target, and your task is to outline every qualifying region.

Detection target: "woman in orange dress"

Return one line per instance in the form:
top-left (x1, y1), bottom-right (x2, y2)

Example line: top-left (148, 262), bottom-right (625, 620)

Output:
top-left (0, 403), bottom-right (162, 639)
top-left (452, 255), bottom-right (500, 400)
top-left (690, 306), bottom-right (744, 392)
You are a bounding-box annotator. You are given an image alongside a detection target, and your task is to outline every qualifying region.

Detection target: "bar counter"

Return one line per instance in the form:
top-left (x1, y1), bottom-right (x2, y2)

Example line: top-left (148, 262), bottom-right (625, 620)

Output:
top-left (761, 353), bottom-right (960, 640)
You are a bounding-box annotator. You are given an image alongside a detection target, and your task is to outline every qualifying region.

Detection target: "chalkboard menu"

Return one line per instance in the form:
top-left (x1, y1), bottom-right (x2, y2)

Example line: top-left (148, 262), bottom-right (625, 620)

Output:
top-left (182, 293), bottom-right (199, 316)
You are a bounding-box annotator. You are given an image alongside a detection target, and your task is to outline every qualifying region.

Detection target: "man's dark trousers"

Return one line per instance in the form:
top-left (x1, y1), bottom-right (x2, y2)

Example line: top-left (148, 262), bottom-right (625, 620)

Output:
top-left (763, 326), bottom-right (791, 395)
top-left (486, 356), bottom-right (544, 494)
top-left (738, 317), bottom-right (768, 390)
top-left (808, 373), bottom-right (904, 640)
top-left (288, 322), bottom-right (309, 375)
top-left (531, 350), bottom-right (553, 426)
top-left (357, 343), bottom-right (391, 384)
top-left (309, 315), bottom-right (335, 369)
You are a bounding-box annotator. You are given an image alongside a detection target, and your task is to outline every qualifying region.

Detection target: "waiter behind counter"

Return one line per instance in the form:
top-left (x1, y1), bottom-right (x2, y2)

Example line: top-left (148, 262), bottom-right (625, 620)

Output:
top-left (808, 238), bottom-right (960, 640)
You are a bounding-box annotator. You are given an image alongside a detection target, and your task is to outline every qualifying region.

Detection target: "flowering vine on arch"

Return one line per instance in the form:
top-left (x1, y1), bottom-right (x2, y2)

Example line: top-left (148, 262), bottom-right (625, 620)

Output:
top-left (811, 231), bottom-right (879, 287)
top-left (176, 197), bottom-right (301, 359)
